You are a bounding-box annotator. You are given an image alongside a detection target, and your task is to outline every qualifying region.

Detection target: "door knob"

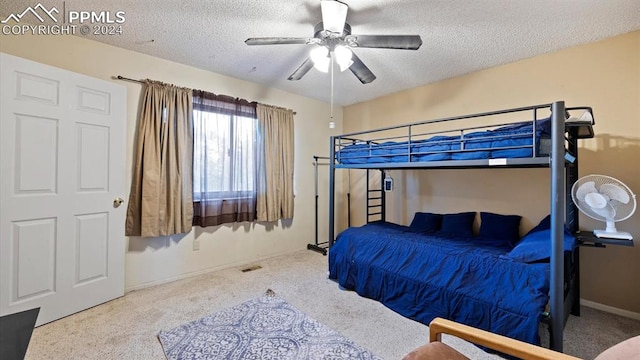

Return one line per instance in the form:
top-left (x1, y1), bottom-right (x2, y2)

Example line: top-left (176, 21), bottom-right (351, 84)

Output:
top-left (113, 197), bottom-right (124, 208)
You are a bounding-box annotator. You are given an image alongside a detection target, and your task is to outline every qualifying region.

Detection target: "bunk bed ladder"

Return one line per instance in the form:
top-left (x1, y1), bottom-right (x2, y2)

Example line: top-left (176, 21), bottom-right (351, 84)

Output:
top-left (366, 169), bottom-right (386, 223)
top-left (566, 128), bottom-right (581, 318)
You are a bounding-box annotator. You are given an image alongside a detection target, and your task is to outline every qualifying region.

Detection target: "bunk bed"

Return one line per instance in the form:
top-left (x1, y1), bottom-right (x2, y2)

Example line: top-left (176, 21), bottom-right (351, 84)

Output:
top-left (326, 101), bottom-right (595, 353)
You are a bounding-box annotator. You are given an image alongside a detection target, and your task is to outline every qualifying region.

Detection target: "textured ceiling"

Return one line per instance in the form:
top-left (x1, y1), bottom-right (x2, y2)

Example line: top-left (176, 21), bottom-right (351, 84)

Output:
top-left (2, 0), bottom-right (640, 105)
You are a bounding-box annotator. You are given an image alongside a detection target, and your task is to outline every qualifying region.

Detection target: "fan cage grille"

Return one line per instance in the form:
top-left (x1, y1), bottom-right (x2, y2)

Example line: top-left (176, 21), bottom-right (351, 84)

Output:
top-left (571, 175), bottom-right (636, 222)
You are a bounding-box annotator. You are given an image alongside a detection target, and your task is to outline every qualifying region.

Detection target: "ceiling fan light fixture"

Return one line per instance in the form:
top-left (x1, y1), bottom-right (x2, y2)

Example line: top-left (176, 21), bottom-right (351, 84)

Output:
top-left (334, 45), bottom-right (353, 71)
top-left (338, 59), bottom-right (353, 72)
top-left (310, 46), bottom-right (329, 62)
top-left (321, 0), bottom-right (348, 33)
top-left (313, 58), bottom-right (330, 73)
top-left (310, 46), bottom-right (330, 73)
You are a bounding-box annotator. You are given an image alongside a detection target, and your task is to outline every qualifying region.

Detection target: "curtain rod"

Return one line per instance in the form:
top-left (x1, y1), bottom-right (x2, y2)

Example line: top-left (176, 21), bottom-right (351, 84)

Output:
top-left (114, 75), bottom-right (296, 115)
top-left (115, 75), bottom-right (144, 84)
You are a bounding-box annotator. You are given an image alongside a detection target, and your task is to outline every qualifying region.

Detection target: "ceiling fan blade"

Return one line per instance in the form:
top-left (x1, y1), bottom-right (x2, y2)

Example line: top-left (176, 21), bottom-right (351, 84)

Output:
top-left (349, 53), bottom-right (376, 84)
top-left (346, 35), bottom-right (423, 50)
top-left (245, 37), bottom-right (314, 46)
top-left (287, 58), bottom-right (314, 81)
top-left (321, 0), bottom-right (348, 33)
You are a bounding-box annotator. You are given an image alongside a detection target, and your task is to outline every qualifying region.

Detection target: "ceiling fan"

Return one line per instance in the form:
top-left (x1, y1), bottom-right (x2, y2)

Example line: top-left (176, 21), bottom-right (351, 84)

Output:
top-left (245, 0), bottom-right (423, 84)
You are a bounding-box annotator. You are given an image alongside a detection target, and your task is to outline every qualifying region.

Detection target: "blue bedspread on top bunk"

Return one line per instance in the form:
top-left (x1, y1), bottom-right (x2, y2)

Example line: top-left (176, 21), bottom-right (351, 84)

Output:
top-left (336, 118), bottom-right (552, 164)
top-left (328, 222), bottom-right (550, 345)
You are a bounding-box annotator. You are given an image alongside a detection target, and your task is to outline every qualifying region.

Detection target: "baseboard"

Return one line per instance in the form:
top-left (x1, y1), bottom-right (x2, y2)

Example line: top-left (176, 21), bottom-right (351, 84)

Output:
top-left (580, 298), bottom-right (640, 321)
top-left (124, 248), bottom-right (306, 293)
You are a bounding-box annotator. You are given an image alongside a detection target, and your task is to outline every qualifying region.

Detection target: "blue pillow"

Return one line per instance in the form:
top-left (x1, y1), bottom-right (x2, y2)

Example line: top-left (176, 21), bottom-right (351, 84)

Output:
top-left (524, 214), bottom-right (551, 237)
top-left (409, 212), bottom-right (443, 233)
top-left (439, 212), bottom-right (475, 237)
top-left (478, 212), bottom-right (522, 247)
top-left (503, 228), bottom-right (576, 263)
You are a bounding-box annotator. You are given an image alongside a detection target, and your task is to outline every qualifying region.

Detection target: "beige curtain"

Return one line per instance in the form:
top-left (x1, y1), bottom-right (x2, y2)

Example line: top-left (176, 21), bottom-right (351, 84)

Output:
top-left (125, 80), bottom-right (194, 237)
top-left (256, 104), bottom-right (295, 222)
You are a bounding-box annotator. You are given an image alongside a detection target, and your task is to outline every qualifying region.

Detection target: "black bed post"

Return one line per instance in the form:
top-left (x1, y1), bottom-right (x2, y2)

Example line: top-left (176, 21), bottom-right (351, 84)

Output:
top-left (380, 170), bottom-right (386, 223)
top-left (567, 128), bottom-right (581, 316)
top-left (347, 169), bottom-right (351, 227)
top-left (328, 136), bottom-right (336, 248)
top-left (550, 101), bottom-right (565, 352)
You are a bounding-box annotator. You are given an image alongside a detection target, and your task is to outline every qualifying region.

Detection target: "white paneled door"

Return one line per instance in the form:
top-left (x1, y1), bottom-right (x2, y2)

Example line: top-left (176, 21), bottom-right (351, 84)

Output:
top-left (0, 53), bottom-right (126, 326)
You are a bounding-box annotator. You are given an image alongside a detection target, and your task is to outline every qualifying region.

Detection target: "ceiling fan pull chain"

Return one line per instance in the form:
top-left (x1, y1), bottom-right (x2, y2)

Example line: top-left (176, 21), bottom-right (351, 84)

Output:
top-left (330, 50), bottom-right (334, 120)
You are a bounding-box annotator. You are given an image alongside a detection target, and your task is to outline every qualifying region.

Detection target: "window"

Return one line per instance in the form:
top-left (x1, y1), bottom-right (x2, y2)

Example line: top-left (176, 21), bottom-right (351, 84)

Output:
top-left (192, 91), bottom-right (259, 226)
top-left (193, 110), bottom-right (257, 201)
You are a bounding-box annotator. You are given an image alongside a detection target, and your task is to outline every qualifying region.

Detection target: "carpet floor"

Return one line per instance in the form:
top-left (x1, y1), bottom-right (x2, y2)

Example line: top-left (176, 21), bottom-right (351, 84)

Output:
top-left (24, 249), bottom-right (640, 360)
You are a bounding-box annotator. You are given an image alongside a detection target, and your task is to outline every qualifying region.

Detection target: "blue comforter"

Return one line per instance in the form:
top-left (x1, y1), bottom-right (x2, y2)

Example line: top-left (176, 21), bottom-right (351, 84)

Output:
top-left (328, 222), bottom-right (550, 345)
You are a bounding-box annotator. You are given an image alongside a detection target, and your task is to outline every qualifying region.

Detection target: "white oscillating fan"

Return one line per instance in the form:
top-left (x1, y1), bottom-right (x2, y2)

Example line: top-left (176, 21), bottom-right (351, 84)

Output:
top-left (571, 175), bottom-right (636, 239)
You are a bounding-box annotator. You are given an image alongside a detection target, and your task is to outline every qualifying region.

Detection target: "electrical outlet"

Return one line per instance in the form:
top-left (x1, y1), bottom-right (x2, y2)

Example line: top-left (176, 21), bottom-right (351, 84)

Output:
top-left (193, 238), bottom-right (200, 251)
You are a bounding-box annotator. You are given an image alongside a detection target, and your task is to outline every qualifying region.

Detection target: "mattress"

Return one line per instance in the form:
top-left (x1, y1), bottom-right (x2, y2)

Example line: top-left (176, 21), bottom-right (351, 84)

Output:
top-left (336, 118), bottom-right (551, 164)
top-left (328, 222), bottom-right (551, 345)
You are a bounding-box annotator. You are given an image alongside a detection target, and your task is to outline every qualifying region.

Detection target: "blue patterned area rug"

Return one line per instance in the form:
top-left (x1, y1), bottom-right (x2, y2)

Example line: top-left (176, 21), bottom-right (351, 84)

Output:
top-left (158, 289), bottom-right (382, 360)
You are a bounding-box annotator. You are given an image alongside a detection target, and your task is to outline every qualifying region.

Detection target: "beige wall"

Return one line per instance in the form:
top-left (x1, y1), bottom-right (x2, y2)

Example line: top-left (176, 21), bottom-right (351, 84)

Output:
top-left (343, 31), bottom-right (640, 313)
top-left (0, 33), bottom-right (343, 290)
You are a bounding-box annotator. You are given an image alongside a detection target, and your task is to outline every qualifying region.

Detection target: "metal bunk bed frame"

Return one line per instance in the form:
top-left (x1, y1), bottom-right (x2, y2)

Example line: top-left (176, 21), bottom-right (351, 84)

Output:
top-left (327, 101), bottom-right (595, 352)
